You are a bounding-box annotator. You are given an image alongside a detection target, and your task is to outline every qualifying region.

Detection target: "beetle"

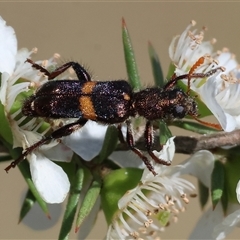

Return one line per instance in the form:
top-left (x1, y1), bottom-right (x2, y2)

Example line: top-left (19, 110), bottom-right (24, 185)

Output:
top-left (5, 58), bottom-right (223, 175)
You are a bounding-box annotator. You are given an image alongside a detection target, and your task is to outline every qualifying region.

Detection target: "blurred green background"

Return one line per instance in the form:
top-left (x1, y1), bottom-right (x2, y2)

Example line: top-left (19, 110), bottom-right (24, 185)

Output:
top-left (0, 2), bottom-right (239, 239)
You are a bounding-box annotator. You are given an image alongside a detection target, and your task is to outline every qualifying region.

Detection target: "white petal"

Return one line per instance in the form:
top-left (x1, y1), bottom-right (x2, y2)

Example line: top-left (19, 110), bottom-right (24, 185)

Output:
top-left (236, 180), bottom-right (240, 204)
top-left (152, 136), bottom-right (175, 163)
top-left (109, 151), bottom-right (144, 168)
top-left (118, 187), bottom-right (140, 209)
top-left (216, 51), bottom-right (238, 72)
top-left (212, 208), bottom-right (240, 240)
top-left (63, 121), bottom-right (108, 161)
top-left (189, 203), bottom-right (224, 239)
top-left (41, 142), bottom-right (73, 163)
top-left (29, 152), bottom-right (70, 204)
top-left (181, 150), bottom-right (215, 188)
top-left (0, 16), bottom-right (17, 75)
top-left (199, 78), bottom-right (236, 132)
top-left (0, 72), bottom-right (10, 104)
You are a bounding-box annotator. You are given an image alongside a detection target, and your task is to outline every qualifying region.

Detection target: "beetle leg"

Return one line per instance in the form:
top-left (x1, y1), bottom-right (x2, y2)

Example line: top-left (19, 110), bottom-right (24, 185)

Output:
top-left (125, 120), bottom-right (157, 176)
top-left (145, 121), bottom-right (171, 166)
top-left (26, 59), bottom-right (91, 81)
top-left (5, 118), bottom-right (88, 172)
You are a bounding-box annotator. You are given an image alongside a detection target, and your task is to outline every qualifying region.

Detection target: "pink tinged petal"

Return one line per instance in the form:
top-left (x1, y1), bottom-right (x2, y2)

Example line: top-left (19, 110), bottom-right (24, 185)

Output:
top-left (0, 16), bottom-right (17, 75)
top-left (181, 150), bottom-right (214, 188)
top-left (63, 121), bottom-right (108, 161)
top-left (29, 152), bottom-right (70, 204)
top-left (189, 203), bottom-right (224, 239)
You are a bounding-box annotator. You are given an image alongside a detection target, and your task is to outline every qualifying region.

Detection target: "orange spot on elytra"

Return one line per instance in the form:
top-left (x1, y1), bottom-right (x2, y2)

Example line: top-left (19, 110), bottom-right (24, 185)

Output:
top-left (82, 81), bottom-right (97, 94)
top-left (79, 96), bottom-right (97, 120)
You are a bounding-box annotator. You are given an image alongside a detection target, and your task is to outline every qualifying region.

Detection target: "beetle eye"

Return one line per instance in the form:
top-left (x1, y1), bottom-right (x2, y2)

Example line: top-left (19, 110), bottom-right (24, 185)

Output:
top-left (173, 105), bottom-right (186, 118)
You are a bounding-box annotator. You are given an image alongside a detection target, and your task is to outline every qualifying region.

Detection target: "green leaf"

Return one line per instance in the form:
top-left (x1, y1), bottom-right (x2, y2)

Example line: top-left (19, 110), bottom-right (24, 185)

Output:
top-left (122, 18), bottom-right (141, 91)
top-left (0, 154), bottom-right (12, 162)
top-left (19, 189), bottom-right (36, 223)
top-left (211, 160), bottom-right (225, 209)
top-left (75, 179), bottom-right (101, 232)
top-left (0, 102), bottom-right (13, 144)
top-left (1, 136), bottom-right (49, 217)
top-left (95, 126), bottom-right (119, 164)
top-left (18, 160), bottom-right (50, 218)
top-left (101, 168), bottom-right (142, 224)
top-left (59, 167), bottom-right (84, 240)
top-left (221, 184), bottom-right (228, 215)
top-left (224, 154), bottom-right (240, 203)
top-left (166, 62), bottom-right (176, 79)
top-left (158, 121), bottom-right (172, 145)
top-left (198, 180), bottom-right (209, 209)
top-left (148, 42), bottom-right (164, 87)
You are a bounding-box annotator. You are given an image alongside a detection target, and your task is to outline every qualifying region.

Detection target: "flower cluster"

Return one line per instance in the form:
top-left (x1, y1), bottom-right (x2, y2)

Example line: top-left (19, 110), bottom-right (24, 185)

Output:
top-left (0, 16), bottom-right (108, 204)
top-left (169, 20), bottom-right (240, 132)
top-left (169, 20), bottom-right (240, 240)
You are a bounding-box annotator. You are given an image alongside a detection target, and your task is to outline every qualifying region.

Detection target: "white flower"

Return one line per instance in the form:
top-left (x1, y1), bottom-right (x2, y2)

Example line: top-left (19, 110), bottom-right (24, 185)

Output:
top-left (196, 52), bottom-right (240, 132)
top-left (0, 43), bottom-right (72, 203)
top-left (169, 20), bottom-right (216, 77)
top-left (169, 20), bottom-right (240, 132)
top-left (0, 16), bottom-right (107, 203)
top-left (107, 137), bottom-right (195, 239)
top-left (184, 151), bottom-right (240, 240)
top-left (190, 189), bottom-right (240, 240)
top-left (211, 180), bottom-right (240, 240)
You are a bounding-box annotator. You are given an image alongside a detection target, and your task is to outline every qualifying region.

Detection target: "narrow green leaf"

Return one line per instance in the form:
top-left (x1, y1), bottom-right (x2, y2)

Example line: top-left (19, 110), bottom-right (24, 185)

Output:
top-left (224, 154), bottom-right (240, 204)
top-left (0, 155), bottom-right (12, 162)
top-left (221, 184), bottom-right (228, 215)
top-left (0, 102), bottom-right (13, 144)
top-left (75, 179), bottom-right (101, 232)
top-left (96, 126), bottom-right (119, 163)
top-left (122, 18), bottom-right (141, 91)
top-left (166, 62), bottom-right (176, 80)
top-left (148, 42), bottom-right (164, 87)
top-left (18, 160), bottom-right (50, 218)
top-left (59, 167), bottom-right (84, 240)
top-left (19, 189), bottom-right (36, 223)
top-left (211, 160), bottom-right (225, 209)
top-left (158, 121), bottom-right (172, 145)
top-left (1, 137), bottom-right (49, 217)
top-left (198, 180), bottom-right (209, 209)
